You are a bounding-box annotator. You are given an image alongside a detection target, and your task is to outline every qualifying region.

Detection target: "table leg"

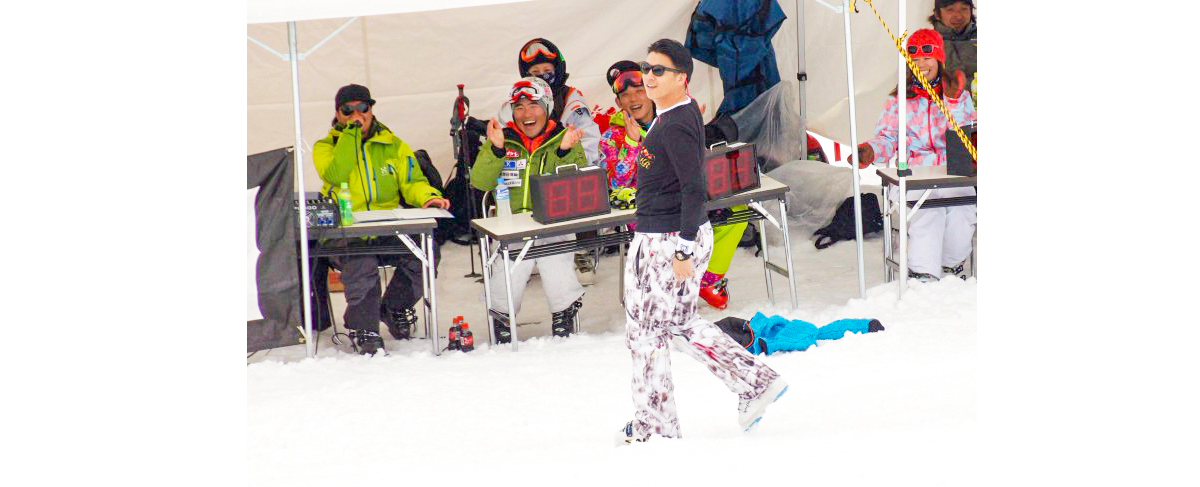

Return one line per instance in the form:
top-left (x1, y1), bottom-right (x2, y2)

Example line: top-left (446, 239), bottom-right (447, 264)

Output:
top-left (502, 247), bottom-right (519, 352)
top-left (898, 179), bottom-right (909, 299)
top-left (778, 198), bottom-right (798, 309)
top-left (758, 219), bottom-right (775, 307)
top-left (424, 232), bottom-right (440, 356)
top-left (480, 236), bottom-right (495, 346)
top-left (882, 185), bottom-right (892, 282)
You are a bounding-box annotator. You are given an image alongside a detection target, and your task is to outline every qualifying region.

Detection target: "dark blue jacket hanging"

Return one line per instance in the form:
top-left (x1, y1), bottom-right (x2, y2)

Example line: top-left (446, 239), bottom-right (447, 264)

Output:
top-left (686, 0), bottom-right (786, 116)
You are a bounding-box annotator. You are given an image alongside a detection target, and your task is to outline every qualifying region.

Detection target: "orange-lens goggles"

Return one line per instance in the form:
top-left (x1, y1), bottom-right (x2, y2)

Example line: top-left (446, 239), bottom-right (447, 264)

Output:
top-left (611, 70), bottom-right (643, 94)
top-left (520, 42), bottom-right (557, 63)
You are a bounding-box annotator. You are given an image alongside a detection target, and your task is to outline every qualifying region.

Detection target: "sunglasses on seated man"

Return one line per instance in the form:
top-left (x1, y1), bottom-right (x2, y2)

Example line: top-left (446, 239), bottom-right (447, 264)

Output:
top-left (611, 70), bottom-right (643, 94)
top-left (339, 102), bottom-right (371, 116)
top-left (638, 62), bottom-right (684, 77)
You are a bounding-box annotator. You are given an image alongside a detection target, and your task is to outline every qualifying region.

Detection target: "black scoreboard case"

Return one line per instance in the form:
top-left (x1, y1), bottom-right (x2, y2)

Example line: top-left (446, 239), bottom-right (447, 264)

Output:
top-left (528, 166), bottom-right (611, 225)
top-left (703, 142), bottom-right (761, 201)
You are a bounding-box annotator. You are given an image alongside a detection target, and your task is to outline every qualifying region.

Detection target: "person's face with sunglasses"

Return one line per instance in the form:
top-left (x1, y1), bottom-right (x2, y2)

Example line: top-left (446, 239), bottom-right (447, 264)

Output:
top-left (641, 52), bottom-right (687, 105)
top-left (336, 100), bottom-right (374, 133)
top-left (511, 97), bottom-right (548, 138)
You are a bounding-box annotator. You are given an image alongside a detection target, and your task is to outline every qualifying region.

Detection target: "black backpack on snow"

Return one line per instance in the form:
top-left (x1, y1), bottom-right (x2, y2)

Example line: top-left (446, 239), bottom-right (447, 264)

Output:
top-left (813, 193), bottom-right (883, 250)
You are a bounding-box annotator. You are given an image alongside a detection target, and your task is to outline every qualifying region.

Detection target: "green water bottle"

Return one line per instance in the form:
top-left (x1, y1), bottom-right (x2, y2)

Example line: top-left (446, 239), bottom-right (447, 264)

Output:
top-left (338, 182), bottom-right (354, 226)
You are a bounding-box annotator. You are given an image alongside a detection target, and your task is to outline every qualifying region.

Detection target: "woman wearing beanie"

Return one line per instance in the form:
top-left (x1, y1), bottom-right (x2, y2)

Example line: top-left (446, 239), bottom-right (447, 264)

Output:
top-left (470, 77), bottom-right (588, 342)
top-left (853, 29), bottom-right (977, 281)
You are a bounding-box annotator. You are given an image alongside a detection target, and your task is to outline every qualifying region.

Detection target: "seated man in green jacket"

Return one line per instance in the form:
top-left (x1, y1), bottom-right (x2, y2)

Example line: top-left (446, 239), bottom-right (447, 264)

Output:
top-left (471, 77), bottom-right (586, 343)
top-left (313, 84), bottom-right (450, 355)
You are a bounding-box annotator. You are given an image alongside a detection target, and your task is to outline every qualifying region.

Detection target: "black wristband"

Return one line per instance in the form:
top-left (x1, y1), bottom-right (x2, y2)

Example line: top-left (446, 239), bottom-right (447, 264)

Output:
top-left (491, 145), bottom-right (506, 158)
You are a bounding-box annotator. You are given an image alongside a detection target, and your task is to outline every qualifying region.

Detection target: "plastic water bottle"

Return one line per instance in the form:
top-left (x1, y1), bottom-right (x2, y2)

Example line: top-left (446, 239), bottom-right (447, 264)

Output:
top-left (459, 323), bottom-right (474, 352)
top-left (338, 182), bottom-right (354, 226)
top-left (494, 178), bottom-right (513, 220)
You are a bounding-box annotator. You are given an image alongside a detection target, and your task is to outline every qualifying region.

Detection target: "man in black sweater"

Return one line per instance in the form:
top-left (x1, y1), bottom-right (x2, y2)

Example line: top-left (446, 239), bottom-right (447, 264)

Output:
top-left (616, 39), bottom-right (788, 445)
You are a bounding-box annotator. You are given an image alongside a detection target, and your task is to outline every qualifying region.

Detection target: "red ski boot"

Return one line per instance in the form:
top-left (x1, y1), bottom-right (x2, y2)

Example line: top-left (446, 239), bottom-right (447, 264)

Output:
top-left (699, 277), bottom-right (729, 310)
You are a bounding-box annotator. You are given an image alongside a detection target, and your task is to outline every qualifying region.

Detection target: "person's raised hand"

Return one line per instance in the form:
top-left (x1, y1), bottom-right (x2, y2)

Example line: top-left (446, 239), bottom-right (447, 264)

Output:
top-left (560, 124), bottom-right (583, 150)
top-left (624, 110), bottom-right (642, 142)
top-left (487, 118), bottom-right (505, 149)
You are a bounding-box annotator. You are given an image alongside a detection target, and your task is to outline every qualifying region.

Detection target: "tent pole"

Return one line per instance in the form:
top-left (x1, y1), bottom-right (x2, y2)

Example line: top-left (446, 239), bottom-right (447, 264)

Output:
top-left (897, 0), bottom-right (909, 298)
top-left (289, 21), bottom-right (317, 358)
top-left (796, 0), bottom-right (807, 157)
top-left (841, 0), bottom-right (867, 299)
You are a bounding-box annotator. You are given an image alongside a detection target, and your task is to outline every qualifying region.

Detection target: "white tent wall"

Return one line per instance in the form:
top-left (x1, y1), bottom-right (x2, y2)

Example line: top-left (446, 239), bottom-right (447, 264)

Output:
top-left (248, 0), bottom-right (805, 191)
top-left (803, 0), bottom-right (959, 148)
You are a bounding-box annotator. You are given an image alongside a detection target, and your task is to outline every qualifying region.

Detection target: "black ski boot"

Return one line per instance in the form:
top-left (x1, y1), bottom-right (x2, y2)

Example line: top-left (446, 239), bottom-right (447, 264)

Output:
top-left (551, 298), bottom-right (583, 338)
top-left (383, 305), bottom-right (418, 340)
top-left (350, 329), bottom-right (385, 355)
top-left (490, 311), bottom-right (512, 344)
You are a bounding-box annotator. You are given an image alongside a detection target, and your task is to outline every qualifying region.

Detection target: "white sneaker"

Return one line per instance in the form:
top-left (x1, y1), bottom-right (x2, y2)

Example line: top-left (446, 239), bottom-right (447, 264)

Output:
top-left (574, 252), bottom-right (596, 286)
top-left (615, 421), bottom-right (649, 446)
top-left (738, 379), bottom-right (788, 432)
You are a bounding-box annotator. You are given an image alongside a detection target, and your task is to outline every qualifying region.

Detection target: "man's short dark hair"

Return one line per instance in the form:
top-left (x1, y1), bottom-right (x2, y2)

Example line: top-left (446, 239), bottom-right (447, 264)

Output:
top-left (647, 38), bottom-right (693, 81)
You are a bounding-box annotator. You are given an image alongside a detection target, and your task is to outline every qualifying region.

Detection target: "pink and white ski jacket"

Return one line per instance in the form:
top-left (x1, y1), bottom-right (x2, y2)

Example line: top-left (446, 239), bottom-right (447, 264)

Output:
top-left (864, 89), bottom-right (976, 168)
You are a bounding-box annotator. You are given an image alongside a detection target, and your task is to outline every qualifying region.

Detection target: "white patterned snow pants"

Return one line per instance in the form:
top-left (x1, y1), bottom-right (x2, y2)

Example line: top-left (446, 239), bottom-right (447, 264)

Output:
top-left (623, 222), bottom-right (781, 439)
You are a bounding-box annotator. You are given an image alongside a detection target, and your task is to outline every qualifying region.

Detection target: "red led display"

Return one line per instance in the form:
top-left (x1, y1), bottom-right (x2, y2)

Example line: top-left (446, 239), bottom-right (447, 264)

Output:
top-left (529, 168), bottom-right (611, 224)
top-left (704, 144), bottom-right (760, 200)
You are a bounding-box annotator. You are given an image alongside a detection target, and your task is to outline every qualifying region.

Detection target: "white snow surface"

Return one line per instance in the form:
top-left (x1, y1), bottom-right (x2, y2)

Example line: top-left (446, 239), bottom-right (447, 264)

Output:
top-left (249, 201), bottom-right (978, 485)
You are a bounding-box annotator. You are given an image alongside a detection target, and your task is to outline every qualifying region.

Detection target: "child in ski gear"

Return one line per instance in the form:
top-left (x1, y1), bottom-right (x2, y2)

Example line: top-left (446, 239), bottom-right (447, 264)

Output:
top-left (312, 84), bottom-right (451, 355)
top-left (853, 29), bottom-right (976, 281)
top-left (472, 77), bottom-right (587, 342)
top-left (600, 60), bottom-right (747, 310)
top-left (617, 40), bottom-right (787, 445)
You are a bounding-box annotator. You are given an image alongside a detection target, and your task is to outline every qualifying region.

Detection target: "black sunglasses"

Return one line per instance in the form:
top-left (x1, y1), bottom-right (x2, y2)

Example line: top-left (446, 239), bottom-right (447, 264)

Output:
top-left (907, 45), bottom-right (936, 55)
top-left (638, 62), bottom-right (684, 77)
top-left (339, 102), bottom-right (371, 116)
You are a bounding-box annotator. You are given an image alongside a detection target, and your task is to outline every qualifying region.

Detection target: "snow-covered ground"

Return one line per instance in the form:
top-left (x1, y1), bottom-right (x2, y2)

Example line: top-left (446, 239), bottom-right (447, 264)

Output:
top-left (248, 194), bottom-right (980, 484)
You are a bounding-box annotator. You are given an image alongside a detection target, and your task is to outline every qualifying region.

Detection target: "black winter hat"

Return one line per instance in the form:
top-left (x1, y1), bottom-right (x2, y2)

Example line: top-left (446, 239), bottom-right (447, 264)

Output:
top-left (335, 84), bottom-right (375, 109)
top-left (606, 60), bottom-right (642, 91)
top-left (935, 0), bottom-right (974, 8)
top-left (518, 38), bottom-right (566, 86)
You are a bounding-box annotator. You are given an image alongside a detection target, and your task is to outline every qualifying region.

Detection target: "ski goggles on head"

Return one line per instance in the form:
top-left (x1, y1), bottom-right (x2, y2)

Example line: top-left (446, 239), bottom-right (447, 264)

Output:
top-left (509, 80), bottom-right (545, 104)
top-left (611, 70), bottom-right (643, 94)
top-left (520, 41), bottom-right (558, 63)
top-left (338, 102), bottom-right (371, 116)
top-left (638, 62), bottom-right (684, 77)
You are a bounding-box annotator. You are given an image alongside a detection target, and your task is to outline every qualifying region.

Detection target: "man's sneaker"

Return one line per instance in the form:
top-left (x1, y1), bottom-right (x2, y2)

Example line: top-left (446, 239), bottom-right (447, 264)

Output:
top-left (738, 378), bottom-right (788, 432)
top-left (550, 297), bottom-right (584, 338)
top-left (382, 305), bottom-right (418, 340)
top-left (942, 262), bottom-right (967, 280)
top-left (574, 252), bottom-right (596, 286)
top-left (615, 421), bottom-right (650, 446)
top-left (699, 277), bottom-right (729, 310)
top-left (350, 330), bottom-right (385, 356)
top-left (907, 270), bottom-right (939, 283)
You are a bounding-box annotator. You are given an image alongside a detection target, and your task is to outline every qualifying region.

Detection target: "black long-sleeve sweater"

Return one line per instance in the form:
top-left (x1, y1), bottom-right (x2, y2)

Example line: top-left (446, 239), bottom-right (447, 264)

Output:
top-left (634, 98), bottom-right (708, 242)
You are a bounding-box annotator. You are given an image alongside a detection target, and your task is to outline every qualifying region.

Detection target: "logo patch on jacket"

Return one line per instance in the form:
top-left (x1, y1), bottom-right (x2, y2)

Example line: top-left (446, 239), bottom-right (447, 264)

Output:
top-left (637, 146), bottom-right (654, 169)
top-left (505, 149), bottom-right (519, 159)
top-left (503, 158), bottom-right (527, 170)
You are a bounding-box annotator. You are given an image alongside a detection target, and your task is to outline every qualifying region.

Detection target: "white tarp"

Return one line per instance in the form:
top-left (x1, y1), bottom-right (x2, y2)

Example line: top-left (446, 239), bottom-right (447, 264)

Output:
top-left (248, 0), bottom-right (964, 185)
top-left (247, 0), bottom-right (804, 191)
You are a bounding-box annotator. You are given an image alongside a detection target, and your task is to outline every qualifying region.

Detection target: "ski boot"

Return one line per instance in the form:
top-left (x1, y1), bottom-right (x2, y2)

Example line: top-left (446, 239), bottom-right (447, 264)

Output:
top-left (943, 262), bottom-right (967, 280)
top-left (382, 305), bottom-right (418, 340)
top-left (350, 329), bottom-right (385, 356)
top-left (551, 297), bottom-right (584, 338)
top-left (490, 310), bottom-right (512, 344)
top-left (699, 274), bottom-right (729, 310)
top-left (574, 252), bottom-right (596, 286)
top-left (907, 270), bottom-right (939, 283)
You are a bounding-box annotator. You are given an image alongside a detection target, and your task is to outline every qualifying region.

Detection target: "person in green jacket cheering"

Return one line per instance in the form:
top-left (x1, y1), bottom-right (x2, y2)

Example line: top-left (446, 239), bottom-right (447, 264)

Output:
top-left (313, 84), bottom-right (450, 355)
top-left (471, 77), bottom-right (587, 343)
